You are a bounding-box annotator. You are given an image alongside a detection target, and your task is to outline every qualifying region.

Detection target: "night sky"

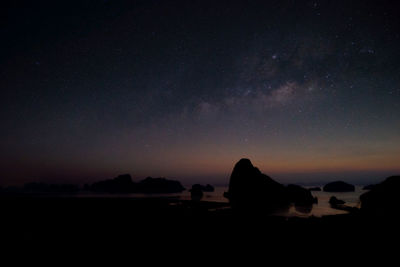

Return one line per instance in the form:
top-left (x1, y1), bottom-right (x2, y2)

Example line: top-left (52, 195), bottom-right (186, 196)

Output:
top-left (1, 0), bottom-right (399, 186)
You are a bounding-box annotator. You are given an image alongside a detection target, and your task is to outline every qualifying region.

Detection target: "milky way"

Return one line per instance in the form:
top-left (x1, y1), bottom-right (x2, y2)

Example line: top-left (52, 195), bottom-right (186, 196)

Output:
top-left (1, 0), bottom-right (399, 185)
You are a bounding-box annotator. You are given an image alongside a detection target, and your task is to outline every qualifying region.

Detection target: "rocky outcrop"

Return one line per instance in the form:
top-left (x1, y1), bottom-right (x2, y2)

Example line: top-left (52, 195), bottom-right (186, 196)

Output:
top-left (323, 181), bottom-right (355, 192)
top-left (225, 159), bottom-right (317, 212)
top-left (329, 196), bottom-right (345, 206)
top-left (203, 184), bottom-right (215, 192)
top-left (90, 174), bottom-right (135, 193)
top-left (191, 184), bottom-right (214, 193)
top-left (190, 185), bottom-right (204, 201)
top-left (360, 176), bottom-right (400, 216)
top-left (224, 159), bottom-right (289, 211)
top-left (329, 196), bottom-right (359, 213)
top-left (89, 175), bottom-right (185, 194)
top-left (287, 184), bottom-right (318, 206)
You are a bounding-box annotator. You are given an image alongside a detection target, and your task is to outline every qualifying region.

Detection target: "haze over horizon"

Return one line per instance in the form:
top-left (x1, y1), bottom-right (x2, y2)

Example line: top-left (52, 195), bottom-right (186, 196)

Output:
top-left (1, 0), bottom-right (399, 186)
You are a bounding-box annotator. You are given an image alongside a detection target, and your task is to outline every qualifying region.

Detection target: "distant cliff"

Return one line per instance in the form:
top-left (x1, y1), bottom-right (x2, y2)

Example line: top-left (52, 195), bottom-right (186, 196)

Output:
top-left (89, 174), bottom-right (185, 194)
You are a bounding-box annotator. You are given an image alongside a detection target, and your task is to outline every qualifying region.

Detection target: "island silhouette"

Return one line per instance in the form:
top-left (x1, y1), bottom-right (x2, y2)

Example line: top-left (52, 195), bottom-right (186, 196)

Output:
top-left (1, 158), bottom-right (399, 251)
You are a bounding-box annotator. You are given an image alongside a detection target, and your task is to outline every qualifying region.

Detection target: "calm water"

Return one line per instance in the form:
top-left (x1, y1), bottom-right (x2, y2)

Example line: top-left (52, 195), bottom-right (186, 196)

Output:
top-left (186, 185), bottom-right (366, 218)
top-left (74, 185), bottom-right (367, 217)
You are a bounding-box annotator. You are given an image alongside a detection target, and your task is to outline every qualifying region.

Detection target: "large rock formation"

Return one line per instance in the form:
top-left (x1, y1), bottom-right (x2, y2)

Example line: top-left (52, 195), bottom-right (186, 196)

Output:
top-left (225, 159), bottom-right (317, 212)
top-left (360, 176), bottom-right (400, 216)
top-left (89, 175), bottom-right (185, 194)
top-left (224, 159), bottom-right (289, 211)
top-left (224, 159), bottom-right (320, 213)
top-left (323, 181), bottom-right (355, 192)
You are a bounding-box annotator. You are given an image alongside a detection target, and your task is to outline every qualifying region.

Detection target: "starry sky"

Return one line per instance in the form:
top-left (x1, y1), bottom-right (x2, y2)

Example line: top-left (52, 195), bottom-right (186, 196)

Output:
top-left (1, 0), bottom-right (399, 186)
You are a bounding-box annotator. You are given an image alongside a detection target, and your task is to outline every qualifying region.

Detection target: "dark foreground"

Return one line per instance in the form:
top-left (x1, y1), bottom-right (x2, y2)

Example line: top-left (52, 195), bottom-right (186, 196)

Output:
top-left (1, 195), bottom-right (398, 259)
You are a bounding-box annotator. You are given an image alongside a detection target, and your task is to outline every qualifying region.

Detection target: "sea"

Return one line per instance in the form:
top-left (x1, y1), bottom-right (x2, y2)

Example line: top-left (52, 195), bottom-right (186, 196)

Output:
top-left (75, 185), bottom-right (367, 217)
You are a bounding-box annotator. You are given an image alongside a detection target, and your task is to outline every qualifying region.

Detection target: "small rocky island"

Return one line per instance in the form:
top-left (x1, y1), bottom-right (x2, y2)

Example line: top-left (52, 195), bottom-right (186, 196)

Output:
top-left (190, 184), bottom-right (215, 201)
top-left (323, 181), bottom-right (355, 192)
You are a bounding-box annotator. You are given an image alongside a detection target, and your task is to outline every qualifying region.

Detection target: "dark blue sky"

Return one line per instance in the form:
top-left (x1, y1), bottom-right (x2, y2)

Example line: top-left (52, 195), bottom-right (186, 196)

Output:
top-left (1, 0), bottom-right (399, 186)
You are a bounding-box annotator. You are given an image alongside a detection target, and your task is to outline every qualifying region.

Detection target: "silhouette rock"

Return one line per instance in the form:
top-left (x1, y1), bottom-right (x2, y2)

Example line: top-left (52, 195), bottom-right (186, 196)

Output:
top-left (203, 184), bottom-right (215, 192)
top-left (323, 181), bottom-right (355, 192)
top-left (90, 174), bottom-right (135, 193)
top-left (190, 184), bottom-right (214, 193)
top-left (225, 158), bottom-right (289, 211)
top-left (90, 175), bottom-right (185, 194)
top-left (138, 177), bottom-right (185, 193)
top-left (360, 176), bottom-right (400, 216)
top-left (287, 184), bottom-right (318, 206)
top-left (329, 196), bottom-right (345, 206)
top-left (190, 184), bottom-right (204, 201)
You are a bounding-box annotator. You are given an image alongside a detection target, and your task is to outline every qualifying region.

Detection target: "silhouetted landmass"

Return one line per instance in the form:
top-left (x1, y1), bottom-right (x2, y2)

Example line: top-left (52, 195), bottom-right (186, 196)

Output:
top-left (362, 184), bottom-right (376, 190)
top-left (191, 184), bottom-right (214, 192)
top-left (309, 187), bottom-right (321, 191)
top-left (190, 185), bottom-right (204, 201)
top-left (360, 176), bottom-right (400, 216)
top-left (201, 184), bottom-right (215, 192)
top-left (89, 174), bottom-right (185, 194)
top-left (1, 160), bottom-right (398, 252)
top-left (224, 158), bottom-right (317, 212)
top-left (138, 177), bottom-right (185, 193)
top-left (287, 184), bottom-right (318, 206)
top-left (189, 184), bottom-right (215, 201)
top-left (90, 174), bottom-right (134, 193)
top-left (224, 158), bottom-right (289, 211)
top-left (323, 181), bottom-right (355, 192)
top-left (329, 196), bottom-right (346, 206)
top-left (328, 196), bottom-right (360, 213)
